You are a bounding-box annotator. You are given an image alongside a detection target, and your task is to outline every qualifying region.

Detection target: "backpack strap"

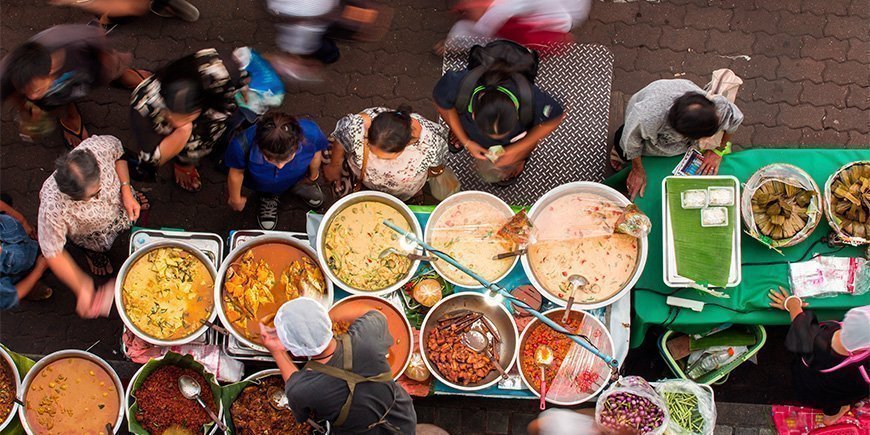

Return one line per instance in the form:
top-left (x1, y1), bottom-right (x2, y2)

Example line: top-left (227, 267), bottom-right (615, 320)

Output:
top-left (455, 66), bottom-right (488, 115)
top-left (819, 348), bottom-right (870, 384)
top-left (510, 72), bottom-right (535, 128)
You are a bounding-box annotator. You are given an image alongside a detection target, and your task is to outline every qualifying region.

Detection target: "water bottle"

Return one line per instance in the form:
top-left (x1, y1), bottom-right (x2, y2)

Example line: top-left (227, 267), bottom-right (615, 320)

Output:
top-left (686, 347), bottom-right (735, 379)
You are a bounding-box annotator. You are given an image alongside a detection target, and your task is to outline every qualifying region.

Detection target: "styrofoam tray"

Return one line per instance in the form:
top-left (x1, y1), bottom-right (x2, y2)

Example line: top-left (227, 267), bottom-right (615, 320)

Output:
top-left (662, 176), bottom-right (742, 288)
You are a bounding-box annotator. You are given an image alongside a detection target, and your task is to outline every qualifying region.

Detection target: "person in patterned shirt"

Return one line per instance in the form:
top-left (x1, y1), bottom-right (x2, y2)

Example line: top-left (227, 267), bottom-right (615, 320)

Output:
top-left (38, 135), bottom-right (146, 318)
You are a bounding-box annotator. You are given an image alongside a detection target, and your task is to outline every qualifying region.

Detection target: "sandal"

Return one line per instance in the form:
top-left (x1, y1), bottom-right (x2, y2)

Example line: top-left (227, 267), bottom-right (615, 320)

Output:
top-left (59, 111), bottom-right (89, 149)
top-left (24, 282), bottom-right (53, 301)
top-left (84, 251), bottom-right (113, 276)
top-left (173, 163), bottom-right (202, 192)
top-left (610, 147), bottom-right (626, 171)
top-left (134, 190), bottom-right (151, 211)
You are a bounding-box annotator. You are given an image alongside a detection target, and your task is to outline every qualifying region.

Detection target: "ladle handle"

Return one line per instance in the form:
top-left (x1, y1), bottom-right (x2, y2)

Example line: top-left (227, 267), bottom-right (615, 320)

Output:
top-left (539, 366), bottom-right (548, 410)
top-left (562, 298), bottom-right (575, 323)
top-left (492, 249), bottom-right (526, 260)
top-left (487, 350), bottom-right (509, 380)
top-left (196, 396), bottom-right (228, 431)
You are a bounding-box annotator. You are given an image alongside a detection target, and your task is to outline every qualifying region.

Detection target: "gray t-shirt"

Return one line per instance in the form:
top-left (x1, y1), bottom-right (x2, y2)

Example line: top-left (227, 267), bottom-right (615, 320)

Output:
top-left (619, 79), bottom-right (744, 160)
top-left (285, 311), bottom-right (417, 434)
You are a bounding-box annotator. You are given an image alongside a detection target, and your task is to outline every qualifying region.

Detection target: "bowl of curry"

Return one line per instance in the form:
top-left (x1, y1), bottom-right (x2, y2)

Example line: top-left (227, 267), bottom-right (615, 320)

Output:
top-left (115, 241), bottom-right (218, 346)
top-left (425, 191), bottom-right (517, 288)
top-left (0, 345), bottom-right (20, 432)
top-left (19, 350), bottom-right (124, 434)
top-left (317, 191), bottom-right (423, 296)
top-left (520, 182), bottom-right (648, 309)
top-left (215, 234), bottom-right (334, 352)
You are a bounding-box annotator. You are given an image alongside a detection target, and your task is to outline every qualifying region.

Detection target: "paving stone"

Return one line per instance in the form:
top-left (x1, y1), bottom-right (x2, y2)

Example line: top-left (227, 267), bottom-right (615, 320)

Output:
top-left (684, 4), bottom-right (734, 31)
top-left (715, 426), bottom-right (735, 435)
top-left (752, 33), bottom-right (801, 58)
top-left (824, 107), bottom-right (869, 133)
top-left (846, 39), bottom-right (870, 62)
top-left (800, 82), bottom-right (849, 108)
top-left (613, 22), bottom-right (663, 49)
top-left (730, 8), bottom-right (780, 35)
top-left (416, 405), bottom-right (437, 424)
top-left (849, 131), bottom-right (870, 145)
top-left (778, 103), bottom-right (826, 129)
top-left (759, 428), bottom-right (775, 435)
top-left (510, 412), bottom-right (537, 435)
top-left (845, 85), bottom-right (870, 110)
top-left (776, 10), bottom-right (828, 37)
top-left (735, 428), bottom-right (760, 435)
top-left (635, 47), bottom-right (687, 74)
top-left (659, 28), bottom-right (709, 53)
top-left (801, 0), bottom-right (849, 16)
top-left (800, 36), bottom-right (850, 62)
top-left (752, 79), bottom-right (802, 104)
top-left (707, 30), bottom-right (755, 55)
top-left (576, 20), bottom-right (617, 45)
top-left (823, 14), bottom-right (870, 40)
top-left (800, 127), bottom-right (851, 145)
top-left (777, 57), bottom-right (826, 83)
top-left (486, 410), bottom-right (510, 434)
top-left (754, 0), bottom-right (802, 13)
top-left (594, 2), bottom-right (641, 25)
top-left (728, 55), bottom-right (779, 81)
top-left (636, 1), bottom-right (686, 27)
top-left (433, 408), bottom-right (464, 435)
top-left (461, 408), bottom-right (487, 435)
top-left (741, 100), bottom-right (781, 127)
top-left (823, 60), bottom-right (870, 86)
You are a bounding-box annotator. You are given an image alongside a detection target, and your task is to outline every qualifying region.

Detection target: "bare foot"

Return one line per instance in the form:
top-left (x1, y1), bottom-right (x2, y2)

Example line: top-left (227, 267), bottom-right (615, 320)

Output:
top-left (84, 251), bottom-right (113, 276)
top-left (173, 163), bottom-right (202, 192)
top-left (821, 405), bottom-right (851, 426)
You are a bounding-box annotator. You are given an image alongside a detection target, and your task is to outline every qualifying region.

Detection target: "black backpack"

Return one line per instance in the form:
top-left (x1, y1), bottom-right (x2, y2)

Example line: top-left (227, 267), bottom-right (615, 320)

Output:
top-left (454, 40), bottom-right (540, 128)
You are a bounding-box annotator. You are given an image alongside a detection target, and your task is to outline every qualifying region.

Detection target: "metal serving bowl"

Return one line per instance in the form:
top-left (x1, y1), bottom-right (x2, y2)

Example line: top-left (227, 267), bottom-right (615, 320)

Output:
top-left (125, 357), bottom-right (225, 435)
top-left (19, 350), bottom-right (125, 434)
top-left (419, 292), bottom-right (518, 391)
top-left (424, 191), bottom-right (517, 289)
top-left (316, 191), bottom-right (423, 296)
top-left (517, 308), bottom-right (615, 406)
top-left (215, 234), bottom-right (335, 353)
top-left (0, 346), bottom-right (20, 432)
top-left (115, 240), bottom-right (218, 346)
top-left (520, 182), bottom-right (649, 309)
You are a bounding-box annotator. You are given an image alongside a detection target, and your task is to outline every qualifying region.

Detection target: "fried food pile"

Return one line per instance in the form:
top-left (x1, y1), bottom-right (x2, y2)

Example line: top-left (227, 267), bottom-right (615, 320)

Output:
top-left (281, 257), bottom-right (326, 301)
top-left (426, 311), bottom-right (495, 385)
top-left (224, 251), bottom-right (275, 327)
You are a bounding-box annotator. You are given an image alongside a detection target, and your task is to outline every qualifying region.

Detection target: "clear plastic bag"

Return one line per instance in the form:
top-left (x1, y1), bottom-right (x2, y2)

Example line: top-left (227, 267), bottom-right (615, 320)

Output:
top-left (654, 379), bottom-right (716, 435)
top-left (595, 376), bottom-right (670, 435)
top-left (429, 166), bottom-right (461, 201)
top-left (741, 163), bottom-right (822, 248)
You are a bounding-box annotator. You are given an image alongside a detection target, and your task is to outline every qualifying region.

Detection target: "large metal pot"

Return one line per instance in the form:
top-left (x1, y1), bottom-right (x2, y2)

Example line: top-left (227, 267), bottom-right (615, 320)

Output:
top-left (215, 234), bottom-right (334, 353)
top-left (516, 308), bottom-right (615, 406)
top-left (115, 240), bottom-right (218, 346)
top-left (520, 182), bottom-right (648, 309)
top-left (424, 191), bottom-right (517, 289)
top-left (125, 357), bottom-right (224, 435)
top-left (19, 350), bottom-right (125, 434)
top-left (316, 191), bottom-right (423, 296)
top-left (0, 346), bottom-right (20, 432)
top-left (419, 292), bottom-right (518, 391)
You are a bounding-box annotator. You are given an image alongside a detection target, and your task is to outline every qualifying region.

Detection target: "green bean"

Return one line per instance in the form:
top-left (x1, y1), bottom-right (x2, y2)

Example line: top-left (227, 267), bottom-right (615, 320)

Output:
top-left (663, 392), bottom-right (704, 433)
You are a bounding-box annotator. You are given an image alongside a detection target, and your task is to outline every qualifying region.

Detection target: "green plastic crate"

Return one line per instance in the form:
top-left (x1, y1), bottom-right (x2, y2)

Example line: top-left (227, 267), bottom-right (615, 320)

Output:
top-left (657, 325), bottom-right (767, 385)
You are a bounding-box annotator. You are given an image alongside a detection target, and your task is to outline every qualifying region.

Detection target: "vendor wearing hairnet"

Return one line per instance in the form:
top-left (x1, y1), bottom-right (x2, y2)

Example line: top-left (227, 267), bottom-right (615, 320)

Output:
top-left (769, 288), bottom-right (869, 426)
top-left (260, 297), bottom-right (417, 434)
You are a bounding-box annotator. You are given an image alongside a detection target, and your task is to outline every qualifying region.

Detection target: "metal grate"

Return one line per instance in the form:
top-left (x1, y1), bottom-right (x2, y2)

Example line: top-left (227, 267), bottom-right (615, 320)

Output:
top-left (442, 39), bottom-right (614, 205)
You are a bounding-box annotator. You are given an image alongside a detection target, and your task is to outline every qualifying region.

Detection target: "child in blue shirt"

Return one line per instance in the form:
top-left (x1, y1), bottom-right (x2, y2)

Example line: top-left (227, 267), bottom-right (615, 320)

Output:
top-left (225, 112), bottom-right (327, 230)
top-left (0, 196), bottom-right (52, 309)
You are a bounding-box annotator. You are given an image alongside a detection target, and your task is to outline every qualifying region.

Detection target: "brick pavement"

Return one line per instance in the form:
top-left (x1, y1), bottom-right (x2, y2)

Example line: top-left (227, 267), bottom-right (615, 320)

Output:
top-left (0, 0), bottom-right (867, 432)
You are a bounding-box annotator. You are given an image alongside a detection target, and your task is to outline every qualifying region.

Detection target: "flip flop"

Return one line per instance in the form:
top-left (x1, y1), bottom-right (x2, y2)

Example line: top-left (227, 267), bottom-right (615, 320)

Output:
top-left (59, 114), bottom-right (88, 149)
top-left (134, 190), bottom-right (151, 210)
top-left (84, 251), bottom-right (113, 276)
top-left (173, 163), bottom-right (202, 192)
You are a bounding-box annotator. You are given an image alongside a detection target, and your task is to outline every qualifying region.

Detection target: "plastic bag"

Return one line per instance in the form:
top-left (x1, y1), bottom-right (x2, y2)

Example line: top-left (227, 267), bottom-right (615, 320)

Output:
top-left (790, 256), bottom-right (869, 298)
top-left (654, 379), bottom-right (716, 435)
top-left (741, 163), bottom-right (822, 248)
top-left (595, 376), bottom-right (670, 435)
top-left (429, 166), bottom-right (461, 201)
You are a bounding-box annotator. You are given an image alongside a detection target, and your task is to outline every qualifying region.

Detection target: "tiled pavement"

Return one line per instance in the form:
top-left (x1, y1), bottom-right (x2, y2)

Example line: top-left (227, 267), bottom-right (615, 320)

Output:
top-left (1, 0), bottom-right (867, 433)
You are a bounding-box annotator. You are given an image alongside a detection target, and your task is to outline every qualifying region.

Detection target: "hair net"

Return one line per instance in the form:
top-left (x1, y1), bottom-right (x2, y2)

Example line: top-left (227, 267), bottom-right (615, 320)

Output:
top-left (274, 297), bottom-right (333, 357)
top-left (840, 306), bottom-right (870, 352)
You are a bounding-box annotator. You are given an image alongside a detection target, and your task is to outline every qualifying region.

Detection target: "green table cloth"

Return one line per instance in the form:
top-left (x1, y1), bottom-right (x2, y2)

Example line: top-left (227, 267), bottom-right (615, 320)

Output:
top-left (604, 148), bottom-right (870, 348)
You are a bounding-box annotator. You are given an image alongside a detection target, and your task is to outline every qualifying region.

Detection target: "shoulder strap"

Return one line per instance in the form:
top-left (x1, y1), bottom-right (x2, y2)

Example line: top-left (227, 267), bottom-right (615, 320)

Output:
top-left (455, 66), bottom-right (487, 114)
top-left (358, 114), bottom-right (372, 185)
top-left (511, 73), bottom-right (535, 128)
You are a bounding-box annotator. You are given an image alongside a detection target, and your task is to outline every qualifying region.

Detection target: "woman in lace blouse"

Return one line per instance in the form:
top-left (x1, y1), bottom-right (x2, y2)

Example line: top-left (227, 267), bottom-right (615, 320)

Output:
top-left (323, 106), bottom-right (448, 201)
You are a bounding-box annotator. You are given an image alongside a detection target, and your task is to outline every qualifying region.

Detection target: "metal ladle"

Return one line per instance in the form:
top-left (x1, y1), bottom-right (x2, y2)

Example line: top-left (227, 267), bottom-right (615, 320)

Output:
top-left (269, 386), bottom-right (328, 433)
top-left (378, 247), bottom-right (437, 262)
top-left (461, 330), bottom-right (508, 380)
top-left (562, 275), bottom-right (588, 323)
top-left (178, 375), bottom-right (228, 432)
top-left (535, 345), bottom-right (554, 410)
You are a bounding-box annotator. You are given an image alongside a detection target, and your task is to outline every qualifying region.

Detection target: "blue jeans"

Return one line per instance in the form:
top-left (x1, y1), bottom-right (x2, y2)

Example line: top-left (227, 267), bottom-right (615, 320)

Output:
top-left (0, 215), bottom-right (39, 309)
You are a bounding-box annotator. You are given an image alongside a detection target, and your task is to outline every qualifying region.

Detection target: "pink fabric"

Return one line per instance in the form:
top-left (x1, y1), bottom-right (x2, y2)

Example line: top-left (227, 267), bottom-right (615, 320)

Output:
top-left (771, 402), bottom-right (870, 434)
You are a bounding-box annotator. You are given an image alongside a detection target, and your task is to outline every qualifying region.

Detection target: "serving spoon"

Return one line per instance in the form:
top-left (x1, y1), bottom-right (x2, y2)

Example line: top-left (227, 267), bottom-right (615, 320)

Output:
top-left (378, 247), bottom-right (438, 262)
top-left (562, 275), bottom-right (588, 323)
top-left (178, 375), bottom-right (228, 432)
top-left (461, 330), bottom-right (508, 380)
top-left (535, 345), bottom-right (554, 410)
top-left (269, 386), bottom-right (328, 433)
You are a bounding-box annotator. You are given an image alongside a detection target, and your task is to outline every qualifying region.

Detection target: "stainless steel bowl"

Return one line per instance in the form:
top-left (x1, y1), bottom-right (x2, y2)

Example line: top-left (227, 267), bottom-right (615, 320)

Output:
top-left (316, 191), bottom-right (423, 296)
top-left (516, 308), bottom-right (615, 406)
top-left (0, 346), bottom-right (20, 432)
top-left (520, 182), bottom-right (649, 309)
top-left (19, 350), bottom-right (125, 434)
top-left (424, 191), bottom-right (517, 289)
top-left (115, 240), bottom-right (218, 346)
top-left (419, 292), bottom-right (518, 391)
top-left (215, 234), bottom-right (334, 353)
top-left (125, 356), bottom-right (225, 435)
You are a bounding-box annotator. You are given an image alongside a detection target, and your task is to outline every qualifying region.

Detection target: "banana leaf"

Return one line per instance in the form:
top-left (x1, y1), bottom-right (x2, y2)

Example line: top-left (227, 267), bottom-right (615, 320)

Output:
top-left (398, 267), bottom-right (454, 329)
top-left (219, 378), bottom-right (254, 434)
top-left (127, 352), bottom-right (222, 434)
top-left (667, 177), bottom-right (736, 287)
top-left (1, 343), bottom-right (35, 435)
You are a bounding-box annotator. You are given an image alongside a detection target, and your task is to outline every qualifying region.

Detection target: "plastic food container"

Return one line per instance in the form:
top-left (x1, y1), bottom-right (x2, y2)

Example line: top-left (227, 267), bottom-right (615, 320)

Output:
top-left (680, 190), bottom-right (708, 209)
top-left (707, 186), bottom-right (735, 206)
top-left (701, 207), bottom-right (729, 227)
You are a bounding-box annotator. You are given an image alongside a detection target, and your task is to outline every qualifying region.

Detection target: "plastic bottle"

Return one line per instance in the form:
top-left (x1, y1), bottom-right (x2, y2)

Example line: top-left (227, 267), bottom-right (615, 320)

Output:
top-left (687, 347), bottom-right (735, 379)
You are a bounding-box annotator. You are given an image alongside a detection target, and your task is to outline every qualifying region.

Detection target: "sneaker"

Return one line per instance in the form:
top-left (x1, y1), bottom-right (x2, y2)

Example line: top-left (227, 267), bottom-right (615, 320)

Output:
top-left (291, 182), bottom-right (324, 209)
top-left (258, 195), bottom-right (280, 230)
top-left (24, 282), bottom-right (53, 301)
top-left (268, 56), bottom-right (323, 83)
top-left (150, 0), bottom-right (200, 22)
